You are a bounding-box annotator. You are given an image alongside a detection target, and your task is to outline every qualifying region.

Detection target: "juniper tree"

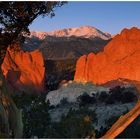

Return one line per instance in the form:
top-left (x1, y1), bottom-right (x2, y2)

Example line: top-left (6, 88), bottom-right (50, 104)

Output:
top-left (0, 1), bottom-right (66, 138)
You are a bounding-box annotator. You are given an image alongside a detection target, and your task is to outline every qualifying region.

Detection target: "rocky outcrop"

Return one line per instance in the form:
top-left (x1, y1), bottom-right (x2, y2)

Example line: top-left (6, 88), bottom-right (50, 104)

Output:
top-left (74, 27), bottom-right (140, 84)
top-left (1, 47), bottom-right (45, 93)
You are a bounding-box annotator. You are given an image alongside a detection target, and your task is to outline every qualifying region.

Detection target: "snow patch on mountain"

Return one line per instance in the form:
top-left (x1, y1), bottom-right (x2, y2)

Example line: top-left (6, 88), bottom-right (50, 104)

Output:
top-left (30, 26), bottom-right (111, 40)
top-left (30, 31), bottom-right (48, 40)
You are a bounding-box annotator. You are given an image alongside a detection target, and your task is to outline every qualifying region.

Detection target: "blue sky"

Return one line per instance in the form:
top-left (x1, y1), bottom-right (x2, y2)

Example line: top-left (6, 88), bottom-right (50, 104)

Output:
top-left (29, 2), bottom-right (140, 35)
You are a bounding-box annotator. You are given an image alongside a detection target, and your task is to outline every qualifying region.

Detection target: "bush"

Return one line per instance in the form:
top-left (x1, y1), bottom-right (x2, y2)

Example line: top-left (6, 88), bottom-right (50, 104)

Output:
top-left (98, 91), bottom-right (109, 103)
top-left (60, 98), bottom-right (69, 105)
top-left (77, 92), bottom-right (96, 107)
top-left (97, 107), bottom-right (131, 138)
top-left (45, 107), bottom-right (96, 138)
top-left (105, 86), bottom-right (137, 105)
top-left (13, 93), bottom-right (51, 138)
top-left (109, 86), bottom-right (123, 102)
top-left (22, 95), bottom-right (51, 138)
top-left (12, 92), bottom-right (37, 108)
top-left (121, 91), bottom-right (137, 103)
top-left (13, 93), bottom-right (97, 138)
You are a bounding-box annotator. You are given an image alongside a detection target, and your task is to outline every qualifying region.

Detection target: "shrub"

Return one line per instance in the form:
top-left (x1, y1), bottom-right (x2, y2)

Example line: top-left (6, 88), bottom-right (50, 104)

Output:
top-left (98, 91), bottom-right (109, 103)
top-left (45, 107), bottom-right (96, 138)
top-left (77, 92), bottom-right (96, 107)
top-left (12, 92), bottom-right (37, 108)
top-left (22, 96), bottom-right (51, 138)
top-left (106, 86), bottom-right (125, 104)
top-left (13, 93), bottom-right (51, 138)
top-left (60, 98), bottom-right (69, 105)
top-left (105, 86), bottom-right (138, 105)
top-left (121, 91), bottom-right (138, 103)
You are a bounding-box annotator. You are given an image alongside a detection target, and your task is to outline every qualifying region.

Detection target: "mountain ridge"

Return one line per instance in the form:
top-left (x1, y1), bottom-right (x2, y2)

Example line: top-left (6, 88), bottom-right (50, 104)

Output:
top-left (30, 25), bottom-right (111, 40)
top-left (23, 26), bottom-right (111, 59)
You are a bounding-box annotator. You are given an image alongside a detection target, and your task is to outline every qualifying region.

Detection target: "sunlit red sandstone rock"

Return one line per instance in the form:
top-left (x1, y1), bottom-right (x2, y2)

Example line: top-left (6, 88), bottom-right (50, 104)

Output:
top-left (74, 27), bottom-right (140, 84)
top-left (1, 47), bottom-right (45, 93)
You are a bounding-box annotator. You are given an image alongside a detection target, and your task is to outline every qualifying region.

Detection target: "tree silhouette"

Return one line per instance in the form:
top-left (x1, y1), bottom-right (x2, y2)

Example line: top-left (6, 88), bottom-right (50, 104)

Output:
top-left (0, 1), bottom-right (66, 138)
top-left (0, 1), bottom-right (66, 65)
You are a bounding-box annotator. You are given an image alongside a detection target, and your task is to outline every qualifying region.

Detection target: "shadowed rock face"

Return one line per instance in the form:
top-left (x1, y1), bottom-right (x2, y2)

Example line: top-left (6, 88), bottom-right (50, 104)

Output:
top-left (1, 47), bottom-right (45, 93)
top-left (74, 27), bottom-right (140, 84)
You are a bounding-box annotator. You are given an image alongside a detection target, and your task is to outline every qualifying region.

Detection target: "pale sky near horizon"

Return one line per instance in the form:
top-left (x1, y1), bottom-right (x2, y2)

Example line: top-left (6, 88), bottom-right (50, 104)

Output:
top-left (29, 1), bottom-right (140, 35)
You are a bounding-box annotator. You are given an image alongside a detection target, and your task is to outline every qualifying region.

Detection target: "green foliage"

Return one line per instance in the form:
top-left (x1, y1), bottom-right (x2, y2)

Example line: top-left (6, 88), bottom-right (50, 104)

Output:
top-left (12, 85), bottom-right (138, 138)
top-left (106, 116), bottom-right (119, 129)
top-left (12, 92), bottom-right (38, 109)
top-left (60, 98), bottom-right (69, 105)
top-left (98, 91), bottom-right (109, 103)
top-left (97, 108), bottom-right (130, 138)
top-left (0, 1), bottom-right (66, 65)
top-left (0, 2), bottom-right (66, 41)
top-left (45, 107), bottom-right (96, 138)
top-left (105, 86), bottom-right (138, 104)
top-left (77, 92), bottom-right (96, 107)
top-left (13, 93), bottom-right (51, 138)
top-left (22, 95), bottom-right (51, 138)
top-left (95, 115), bottom-right (120, 138)
top-left (13, 93), bottom-right (97, 138)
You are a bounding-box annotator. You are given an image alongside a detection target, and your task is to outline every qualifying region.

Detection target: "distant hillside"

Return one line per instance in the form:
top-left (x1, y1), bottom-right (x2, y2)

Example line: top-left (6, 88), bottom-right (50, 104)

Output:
top-left (22, 26), bottom-right (111, 59)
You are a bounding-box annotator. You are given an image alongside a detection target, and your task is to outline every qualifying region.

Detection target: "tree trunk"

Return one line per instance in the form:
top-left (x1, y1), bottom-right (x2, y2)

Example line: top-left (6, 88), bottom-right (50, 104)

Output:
top-left (101, 81), bottom-right (140, 139)
top-left (0, 48), bottom-right (23, 138)
top-left (101, 100), bottom-right (140, 139)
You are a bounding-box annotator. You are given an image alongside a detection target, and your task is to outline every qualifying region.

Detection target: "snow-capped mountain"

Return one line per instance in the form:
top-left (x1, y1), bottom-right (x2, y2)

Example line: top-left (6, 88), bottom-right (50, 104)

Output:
top-left (30, 26), bottom-right (111, 40)
top-left (30, 31), bottom-right (48, 40)
top-left (24, 26), bottom-right (111, 59)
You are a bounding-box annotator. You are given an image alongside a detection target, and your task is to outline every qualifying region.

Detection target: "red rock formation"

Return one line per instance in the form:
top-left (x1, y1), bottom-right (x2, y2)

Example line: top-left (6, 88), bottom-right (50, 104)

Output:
top-left (1, 47), bottom-right (45, 93)
top-left (74, 27), bottom-right (140, 84)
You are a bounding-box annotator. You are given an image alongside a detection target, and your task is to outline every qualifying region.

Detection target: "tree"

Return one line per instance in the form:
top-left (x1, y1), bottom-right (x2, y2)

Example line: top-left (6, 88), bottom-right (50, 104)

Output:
top-left (45, 108), bottom-right (96, 138)
top-left (0, 1), bottom-right (66, 138)
top-left (0, 1), bottom-right (66, 65)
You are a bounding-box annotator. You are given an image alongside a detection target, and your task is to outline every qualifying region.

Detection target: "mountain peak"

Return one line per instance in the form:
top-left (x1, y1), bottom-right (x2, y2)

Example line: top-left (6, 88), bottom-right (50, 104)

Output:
top-left (30, 31), bottom-right (47, 40)
top-left (47, 25), bottom-right (111, 40)
top-left (79, 25), bottom-right (97, 30)
top-left (30, 26), bottom-right (111, 40)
